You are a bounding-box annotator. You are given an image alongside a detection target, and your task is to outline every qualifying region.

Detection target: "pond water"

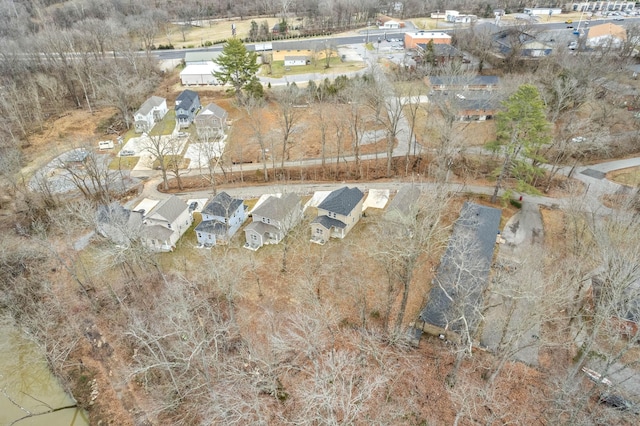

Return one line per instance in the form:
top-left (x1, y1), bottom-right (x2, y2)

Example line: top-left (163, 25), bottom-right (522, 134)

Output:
top-left (0, 324), bottom-right (89, 426)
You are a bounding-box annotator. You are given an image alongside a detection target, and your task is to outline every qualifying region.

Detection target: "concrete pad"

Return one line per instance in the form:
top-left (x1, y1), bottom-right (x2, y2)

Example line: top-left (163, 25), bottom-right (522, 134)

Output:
top-left (363, 189), bottom-right (390, 211)
top-left (186, 198), bottom-right (208, 213)
top-left (184, 140), bottom-right (226, 169)
top-left (133, 198), bottom-right (159, 214)
top-left (303, 191), bottom-right (332, 212)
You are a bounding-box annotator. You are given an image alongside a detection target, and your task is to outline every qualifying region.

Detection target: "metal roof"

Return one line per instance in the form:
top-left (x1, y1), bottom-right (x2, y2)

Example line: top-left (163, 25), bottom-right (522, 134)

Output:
top-left (135, 96), bottom-right (165, 116)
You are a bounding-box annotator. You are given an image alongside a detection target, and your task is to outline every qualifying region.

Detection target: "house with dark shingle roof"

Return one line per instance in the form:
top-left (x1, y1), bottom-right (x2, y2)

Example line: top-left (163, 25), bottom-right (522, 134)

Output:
top-left (417, 202), bottom-right (501, 341)
top-left (310, 187), bottom-right (365, 244)
top-left (244, 193), bottom-right (302, 250)
top-left (175, 90), bottom-right (201, 128)
top-left (133, 96), bottom-right (168, 133)
top-left (195, 192), bottom-right (246, 246)
top-left (140, 195), bottom-right (192, 252)
top-left (96, 203), bottom-right (143, 247)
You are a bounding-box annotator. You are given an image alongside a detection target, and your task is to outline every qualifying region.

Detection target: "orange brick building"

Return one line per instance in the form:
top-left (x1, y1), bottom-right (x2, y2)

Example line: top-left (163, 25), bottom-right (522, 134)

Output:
top-left (404, 31), bottom-right (452, 49)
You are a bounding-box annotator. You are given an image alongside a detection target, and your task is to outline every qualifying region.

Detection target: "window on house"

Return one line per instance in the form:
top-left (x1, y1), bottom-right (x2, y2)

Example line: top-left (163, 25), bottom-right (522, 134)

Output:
top-left (197, 233), bottom-right (201, 238)
top-left (167, 223), bottom-right (172, 229)
top-left (316, 228), bottom-right (323, 234)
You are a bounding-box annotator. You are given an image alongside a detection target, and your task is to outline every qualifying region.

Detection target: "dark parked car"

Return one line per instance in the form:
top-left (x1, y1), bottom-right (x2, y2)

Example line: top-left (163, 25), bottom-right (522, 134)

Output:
top-left (189, 201), bottom-right (198, 212)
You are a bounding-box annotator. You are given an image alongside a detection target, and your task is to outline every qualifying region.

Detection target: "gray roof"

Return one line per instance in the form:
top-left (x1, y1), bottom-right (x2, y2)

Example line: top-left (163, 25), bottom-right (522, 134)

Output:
top-left (284, 55), bottom-right (309, 61)
top-left (385, 186), bottom-right (421, 218)
top-left (429, 75), bottom-right (500, 87)
top-left (97, 203), bottom-right (130, 225)
top-left (317, 187), bottom-right (364, 216)
top-left (147, 196), bottom-right (188, 223)
top-left (176, 90), bottom-right (199, 111)
top-left (184, 51), bottom-right (221, 63)
top-left (141, 224), bottom-right (174, 240)
top-left (312, 215), bottom-right (347, 229)
top-left (198, 103), bottom-right (228, 120)
top-left (136, 96), bottom-right (165, 116)
top-left (273, 40), bottom-right (327, 51)
top-left (417, 43), bottom-right (462, 57)
top-left (202, 192), bottom-right (242, 217)
top-left (251, 193), bottom-right (300, 221)
top-left (195, 219), bottom-right (227, 235)
top-left (419, 202), bottom-right (501, 333)
top-left (245, 220), bottom-right (278, 235)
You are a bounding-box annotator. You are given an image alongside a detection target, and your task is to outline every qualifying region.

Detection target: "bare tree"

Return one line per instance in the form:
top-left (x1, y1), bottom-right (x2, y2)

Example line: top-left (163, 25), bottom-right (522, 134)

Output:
top-left (243, 96), bottom-right (270, 181)
top-left (274, 84), bottom-right (303, 170)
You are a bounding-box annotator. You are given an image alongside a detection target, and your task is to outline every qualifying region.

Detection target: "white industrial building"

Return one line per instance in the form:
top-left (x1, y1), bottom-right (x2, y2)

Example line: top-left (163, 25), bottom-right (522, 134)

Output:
top-left (180, 63), bottom-right (222, 86)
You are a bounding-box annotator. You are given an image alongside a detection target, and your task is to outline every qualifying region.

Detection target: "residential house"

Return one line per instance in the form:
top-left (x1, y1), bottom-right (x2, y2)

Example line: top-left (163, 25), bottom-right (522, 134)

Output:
top-left (404, 31), bottom-right (451, 50)
top-left (195, 103), bottom-right (228, 139)
top-left (133, 96), bottom-right (168, 133)
top-left (572, 1), bottom-right (635, 13)
top-left (284, 56), bottom-right (309, 67)
top-left (586, 22), bottom-right (627, 49)
top-left (175, 90), bottom-right (201, 128)
top-left (416, 202), bottom-right (501, 341)
top-left (379, 20), bottom-right (401, 29)
top-left (195, 192), bottom-right (246, 246)
top-left (445, 10), bottom-right (477, 23)
top-left (310, 186), bottom-right (365, 244)
top-left (416, 43), bottom-right (464, 66)
top-left (244, 193), bottom-right (302, 250)
top-left (140, 196), bottom-right (192, 252)
top-left (272, 40), bottom-right (333, 62)
top-left (456, 97), bottom-right (499, 121)
top-left (494, 29), bottom-right (553, 57)
top-left (96, 203), bottom-right (144, 247)
top-left (384, 186), bottom-right (421, 225)
top-left (376, 15), bottom-right (405, 28)
top-left (428, 75), bottom-right (500, 92)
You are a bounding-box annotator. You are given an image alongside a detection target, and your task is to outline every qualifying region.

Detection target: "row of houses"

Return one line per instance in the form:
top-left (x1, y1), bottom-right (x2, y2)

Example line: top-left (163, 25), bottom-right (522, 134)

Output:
top-left (97, 186), bottom-right (423, 252)
top-left (133, 90), bottom-right (228, 138)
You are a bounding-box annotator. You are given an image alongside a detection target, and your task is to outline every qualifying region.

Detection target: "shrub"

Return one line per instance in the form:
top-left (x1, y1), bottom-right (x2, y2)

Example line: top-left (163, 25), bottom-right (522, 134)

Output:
top-left (510, 199), bottom-right (522, 209)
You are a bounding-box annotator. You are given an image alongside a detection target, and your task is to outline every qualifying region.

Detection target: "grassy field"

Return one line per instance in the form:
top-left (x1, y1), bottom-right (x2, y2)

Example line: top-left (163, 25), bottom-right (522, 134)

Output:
top-left (149, 110), bottom-right (177, 136)
top-left (608, 167), bottom-right (640, 187)
top-left (265, 57), bottom-right (366, 78)
top-left (108, 156), bottom-right (139, 170)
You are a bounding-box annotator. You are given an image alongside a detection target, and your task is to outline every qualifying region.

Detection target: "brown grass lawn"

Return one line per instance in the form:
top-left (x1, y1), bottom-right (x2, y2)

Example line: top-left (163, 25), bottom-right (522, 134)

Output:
top-left (607, 166), bottom-right (640, 187)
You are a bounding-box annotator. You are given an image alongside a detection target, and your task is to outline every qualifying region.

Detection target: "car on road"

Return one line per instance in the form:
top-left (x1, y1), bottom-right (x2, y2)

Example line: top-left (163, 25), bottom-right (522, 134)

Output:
top-left (565, 19), bottom-right (573, 24)
top-left (614, 17), bottom-right (625, 21)
top-left (119, 149), bottom-right (136, 156)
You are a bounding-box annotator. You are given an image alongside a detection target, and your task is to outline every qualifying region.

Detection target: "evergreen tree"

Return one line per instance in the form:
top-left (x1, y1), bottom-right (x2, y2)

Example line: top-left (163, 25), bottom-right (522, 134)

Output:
top-left (488, 84), bottom-right (551, 203)
top-left (213, 38), bottom-right (261, 103)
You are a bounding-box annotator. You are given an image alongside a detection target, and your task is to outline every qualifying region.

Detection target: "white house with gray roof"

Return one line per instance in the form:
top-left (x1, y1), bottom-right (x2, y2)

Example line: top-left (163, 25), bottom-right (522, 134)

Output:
top-left (244, 193), bottom-right (302, 250)
top-left (195, 192), bottom-right (246, 246)
top-left (133, 96), bottom-right (168, 133)
top-left (310, 186), bottom-right (365, 244)
top-left (140, 195), bottom-right (192, 252)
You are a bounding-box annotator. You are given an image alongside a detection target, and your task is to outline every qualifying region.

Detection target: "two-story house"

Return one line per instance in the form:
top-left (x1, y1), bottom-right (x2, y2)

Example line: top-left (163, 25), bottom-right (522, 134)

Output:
top-left (310, 186), bottom-right (365, 244)
top-left (195, 103), bottom-right (228, 140)
top-left (195, 192), bottom-right (246, 246)
top-left (175, 90), bottom-right (201, 128)
top-left (244, 193), bottom-right (302, 250)
top-left (140, 195), bottom-right (192, 252)
top-left (133, 96), bottom-right (168, 133)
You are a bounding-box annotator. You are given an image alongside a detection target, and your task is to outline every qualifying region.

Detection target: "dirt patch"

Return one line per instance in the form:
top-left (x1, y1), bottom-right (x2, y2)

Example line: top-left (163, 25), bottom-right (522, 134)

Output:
top-left (607, 166), bottom-right (640, 187)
